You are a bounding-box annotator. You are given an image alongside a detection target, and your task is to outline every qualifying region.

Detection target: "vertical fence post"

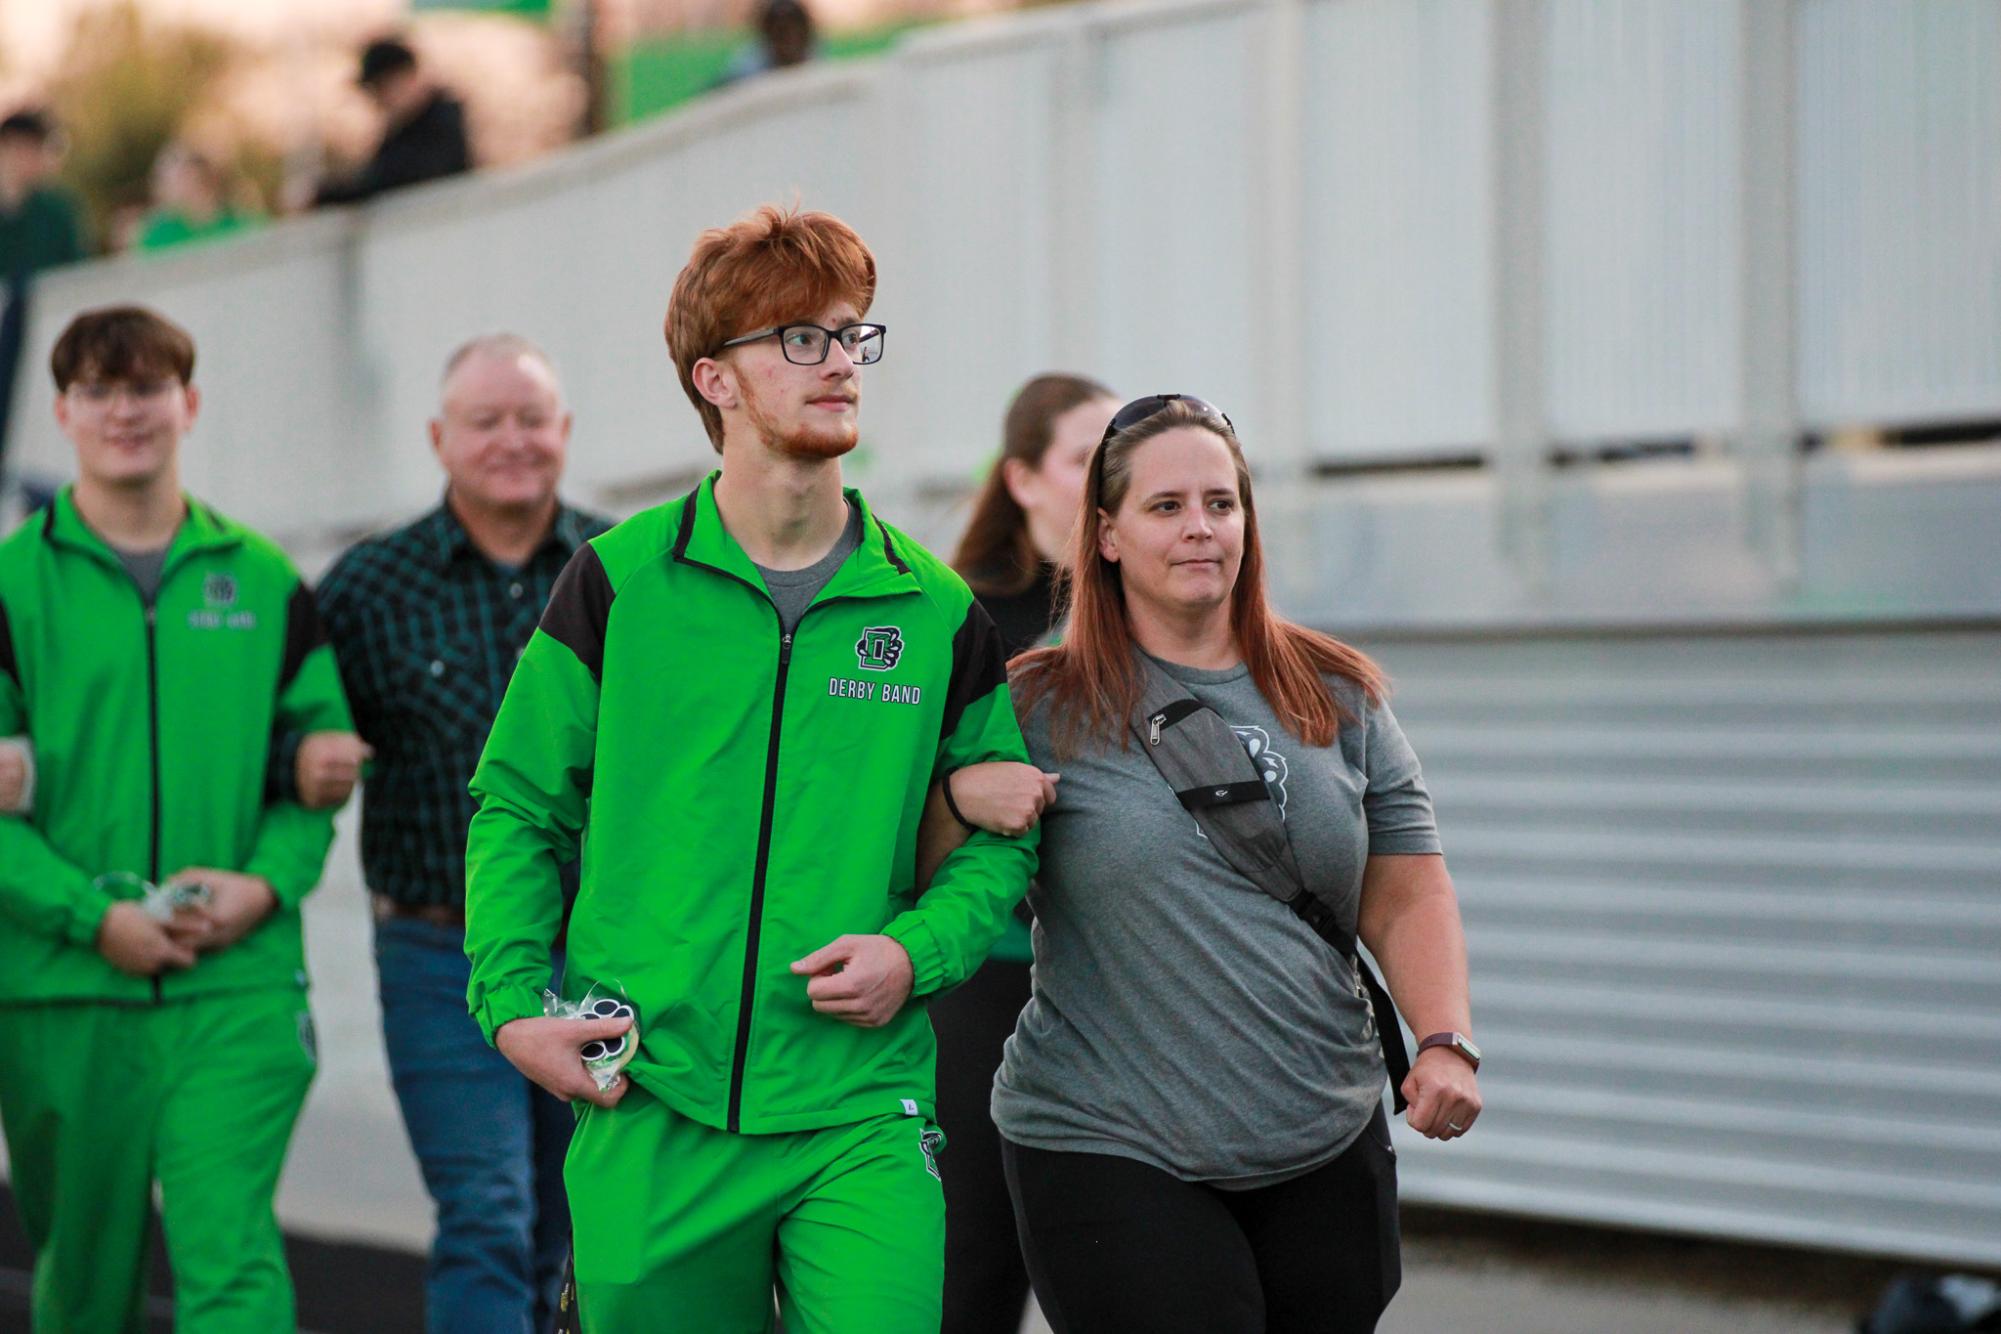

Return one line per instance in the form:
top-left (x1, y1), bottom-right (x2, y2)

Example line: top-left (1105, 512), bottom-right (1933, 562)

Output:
top-left (1493, 0), bottom-right (1551, 594)
top-left (1050, 18), bottom-right (1102, 372)
top-left (1252, 0), bottom-right (1315, 610)
top-left (1739, 0), bottom-right (1800, 589)
top-left (1257, 0), bottom-right (1308, 465)
top-left (864, 45), bottom-right (916, 504)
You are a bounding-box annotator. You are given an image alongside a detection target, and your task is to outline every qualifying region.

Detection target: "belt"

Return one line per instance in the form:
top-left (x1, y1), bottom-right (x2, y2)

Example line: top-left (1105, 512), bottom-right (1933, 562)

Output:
top-left (371, 894), bottom-right (466, 928)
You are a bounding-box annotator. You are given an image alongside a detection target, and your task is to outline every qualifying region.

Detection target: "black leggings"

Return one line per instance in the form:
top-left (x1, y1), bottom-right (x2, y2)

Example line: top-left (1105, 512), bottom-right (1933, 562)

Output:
top-left (1002, 1109), bottom-right (1401, 1334)
top-left (932, 958), bottom-right (1036, 1334)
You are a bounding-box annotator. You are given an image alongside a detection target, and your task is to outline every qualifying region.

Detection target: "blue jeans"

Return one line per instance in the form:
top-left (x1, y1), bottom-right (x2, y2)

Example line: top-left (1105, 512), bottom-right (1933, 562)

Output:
top-left (375, 915), bottom-right (573, 1334)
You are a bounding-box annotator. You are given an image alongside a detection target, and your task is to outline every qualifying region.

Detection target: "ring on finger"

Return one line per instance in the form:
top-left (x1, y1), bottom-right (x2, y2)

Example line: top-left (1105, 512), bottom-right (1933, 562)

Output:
top-left (1446, 1120), bottom-right (1465, 1132)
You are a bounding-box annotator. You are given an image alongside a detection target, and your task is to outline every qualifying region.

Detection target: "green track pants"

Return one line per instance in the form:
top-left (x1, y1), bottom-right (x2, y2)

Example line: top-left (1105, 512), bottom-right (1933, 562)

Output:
top-left (567, 1087), bottom-right (947, 1333)
top-left (0, 988), bottom-right (316, 1334)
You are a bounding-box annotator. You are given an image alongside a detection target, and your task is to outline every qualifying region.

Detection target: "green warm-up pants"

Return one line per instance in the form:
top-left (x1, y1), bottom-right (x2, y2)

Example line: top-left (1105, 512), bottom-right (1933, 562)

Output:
top-left (0, 988), bottom-right (317, 1334)
top-left (566, 1086), bottom-right (947, 1334)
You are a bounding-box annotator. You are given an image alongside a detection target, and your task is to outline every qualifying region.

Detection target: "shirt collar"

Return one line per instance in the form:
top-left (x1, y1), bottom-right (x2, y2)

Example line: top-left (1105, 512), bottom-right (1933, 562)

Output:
top-left (424, 492), bottom-right (587, 569)
top-left (549, 504), bottom-right (593, 556)
top-left (671, 471), bottom-right (914, 602)
top-left (43, 485), bottom-right (241, 568)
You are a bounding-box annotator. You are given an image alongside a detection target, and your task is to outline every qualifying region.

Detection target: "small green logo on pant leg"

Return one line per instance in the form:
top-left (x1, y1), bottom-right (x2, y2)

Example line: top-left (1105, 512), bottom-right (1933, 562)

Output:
top-left (296, 1010), bottom-right (318, 1064)
top-left (919, 1126), bottom-right (945, 1181)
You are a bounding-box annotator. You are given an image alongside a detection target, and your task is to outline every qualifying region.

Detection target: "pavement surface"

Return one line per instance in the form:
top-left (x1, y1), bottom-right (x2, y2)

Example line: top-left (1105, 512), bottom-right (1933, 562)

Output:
top-left (1383, 1214), bottom-right (1880, 1334)
top-left (1, 814), bottom-right (1928, 1331)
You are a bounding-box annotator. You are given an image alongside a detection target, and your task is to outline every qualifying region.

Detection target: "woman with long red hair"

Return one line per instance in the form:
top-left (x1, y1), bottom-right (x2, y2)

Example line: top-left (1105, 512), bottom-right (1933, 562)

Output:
top-left (949, 395), bottom-right (1480, 1333)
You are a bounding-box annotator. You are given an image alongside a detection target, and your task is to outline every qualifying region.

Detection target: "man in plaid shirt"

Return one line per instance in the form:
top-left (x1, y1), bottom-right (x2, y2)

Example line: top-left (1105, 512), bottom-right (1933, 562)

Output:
top-left (280, 333), bottom-right (610, 1334)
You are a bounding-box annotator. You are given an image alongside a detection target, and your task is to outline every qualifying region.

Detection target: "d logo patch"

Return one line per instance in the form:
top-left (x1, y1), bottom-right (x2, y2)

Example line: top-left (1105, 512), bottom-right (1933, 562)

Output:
top-left (855, 626), bottom-right (904, 671)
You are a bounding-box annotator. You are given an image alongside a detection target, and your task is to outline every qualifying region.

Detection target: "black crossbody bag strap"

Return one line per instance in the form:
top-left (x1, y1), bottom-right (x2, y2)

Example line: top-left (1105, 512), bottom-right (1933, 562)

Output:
top-left (1128, 660), bottom-right (1412, 1113)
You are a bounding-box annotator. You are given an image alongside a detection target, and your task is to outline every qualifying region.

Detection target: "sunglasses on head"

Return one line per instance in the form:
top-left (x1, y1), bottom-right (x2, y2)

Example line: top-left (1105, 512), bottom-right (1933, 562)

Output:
top-left (1098, 393), bottom-right (1235, 448)
top-left (1092, 394), bottom-right (1236, 492)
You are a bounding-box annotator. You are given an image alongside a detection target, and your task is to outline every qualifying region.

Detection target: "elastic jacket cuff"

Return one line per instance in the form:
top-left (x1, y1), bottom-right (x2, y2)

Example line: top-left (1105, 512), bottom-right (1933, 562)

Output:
top-left (62, 887), bottom-right (112, 949)
top-left (477, 987), bottom-right (550, 1048)
top-left (242, 854), bottom-right (311, 912)
top-left (882, 914), bottom-right (947, 998)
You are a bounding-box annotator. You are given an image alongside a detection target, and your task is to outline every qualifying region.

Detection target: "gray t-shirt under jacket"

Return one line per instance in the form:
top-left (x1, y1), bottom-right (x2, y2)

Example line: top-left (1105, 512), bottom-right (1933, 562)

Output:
top-left (754, 500), bottom-right (862, 634)
top-left (991, 654), bottom-right (1442, 1186)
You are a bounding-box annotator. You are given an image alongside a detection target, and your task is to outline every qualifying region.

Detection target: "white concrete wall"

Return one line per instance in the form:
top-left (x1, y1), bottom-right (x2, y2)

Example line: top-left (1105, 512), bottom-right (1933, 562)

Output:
top-left (10, 0), bottom-right (1997, 553)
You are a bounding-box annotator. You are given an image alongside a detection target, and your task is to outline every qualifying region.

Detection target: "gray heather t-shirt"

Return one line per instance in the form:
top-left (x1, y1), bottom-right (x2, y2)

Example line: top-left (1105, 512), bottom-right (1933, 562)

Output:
top-left (114, 543), bottom-right (172, 607)
top-left (992, 655), bottom-right (1442, 1185)
top-left (754, 501), bottom-right (862, 633)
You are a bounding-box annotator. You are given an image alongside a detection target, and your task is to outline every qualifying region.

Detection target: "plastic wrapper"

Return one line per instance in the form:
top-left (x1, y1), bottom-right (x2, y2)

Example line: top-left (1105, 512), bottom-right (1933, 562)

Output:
top-left (544, 982), bottom-right (639, 1092)
top-left (93, 871), bottom-right (214, 922)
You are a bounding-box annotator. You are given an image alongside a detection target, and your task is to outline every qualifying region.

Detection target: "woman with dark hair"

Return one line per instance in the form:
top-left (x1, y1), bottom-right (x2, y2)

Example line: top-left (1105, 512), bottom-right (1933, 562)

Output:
top-left (945, 395), bottom-right (1480, 1333)
top-left (927, 372), bottom-right (1117, 1334)
top-left (952, 373), bottom-right (1119, 651)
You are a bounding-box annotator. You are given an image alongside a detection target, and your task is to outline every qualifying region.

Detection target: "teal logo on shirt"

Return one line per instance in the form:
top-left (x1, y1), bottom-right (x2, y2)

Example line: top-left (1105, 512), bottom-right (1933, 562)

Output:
top-left (1196, 724), bottom-right (1290, 844)
top-left (1233, 725), bottom-right (1290, 820)
top-left (855, 625), bottom-right (904, 671)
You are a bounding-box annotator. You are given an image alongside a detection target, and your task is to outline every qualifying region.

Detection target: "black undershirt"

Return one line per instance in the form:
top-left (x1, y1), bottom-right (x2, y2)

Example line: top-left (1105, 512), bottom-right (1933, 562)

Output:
top-left (973, 564), bottom-right (1057, 661)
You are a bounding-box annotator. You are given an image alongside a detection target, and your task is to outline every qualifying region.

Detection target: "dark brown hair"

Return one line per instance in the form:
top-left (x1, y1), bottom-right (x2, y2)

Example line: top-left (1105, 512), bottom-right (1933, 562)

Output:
top-left (1012, 401), bottom-right (1387, 757)
top-left (953, 373), bottom-right (1114, 596)
top-left (50, 305), bottom-right (196, 391)
top-left (665, 204), bottom-right (876, 452)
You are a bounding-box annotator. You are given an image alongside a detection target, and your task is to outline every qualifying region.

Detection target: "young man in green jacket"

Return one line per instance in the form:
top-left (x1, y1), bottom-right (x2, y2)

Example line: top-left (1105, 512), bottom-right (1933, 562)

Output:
top-left (0, 305), bottom-right (352, 1333)
top-left (466, 206), bottom-right (1040, 1332)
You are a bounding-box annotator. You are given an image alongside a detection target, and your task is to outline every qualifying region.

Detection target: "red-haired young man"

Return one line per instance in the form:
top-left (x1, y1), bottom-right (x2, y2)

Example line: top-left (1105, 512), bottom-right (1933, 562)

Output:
top-left (463, 206), bottom-right (1039, 1331)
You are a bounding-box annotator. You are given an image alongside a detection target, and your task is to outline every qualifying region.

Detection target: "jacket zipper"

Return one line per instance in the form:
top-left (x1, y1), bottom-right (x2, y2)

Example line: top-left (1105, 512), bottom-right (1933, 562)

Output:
top-left (716, 590), bottom-right (881, 1134)
top-left (728, 619), bottom-right (791, 1133)
top-left (143, 597), bottom-right (165, 1003)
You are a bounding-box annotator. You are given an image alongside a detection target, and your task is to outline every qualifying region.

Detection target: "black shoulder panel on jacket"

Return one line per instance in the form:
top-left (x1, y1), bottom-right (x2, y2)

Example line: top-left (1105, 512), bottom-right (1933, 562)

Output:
top-left (0, 597), bottom-right (16, 690)
top-left (878, 524), bottom-right (911, 575)
top-left (540, 544), bottom-right (615, 679)
top-left (279, 582), bottom-right (329, 692)
top-left (939, 599), bottom-right (1008, 746)
top-left (670, 491), bottom-right (699, 559)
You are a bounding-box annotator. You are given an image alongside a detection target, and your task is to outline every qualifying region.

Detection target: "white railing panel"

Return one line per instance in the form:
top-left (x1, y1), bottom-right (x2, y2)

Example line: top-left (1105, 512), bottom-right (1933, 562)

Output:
top-left (1544, 0), bottom-right (1743, 442)
top-left (1797, 0), bottom-right (2001, 426)
top-left (1087, 6), bottom-right (1266, 449)
top-left (1301, 0), bottom-right (1496, 458)
top-left (875, 34), bottom-right (1072, 484)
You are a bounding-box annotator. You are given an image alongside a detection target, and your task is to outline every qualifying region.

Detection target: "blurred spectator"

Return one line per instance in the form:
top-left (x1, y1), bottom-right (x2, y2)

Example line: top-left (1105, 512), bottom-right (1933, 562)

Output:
top-left (136, 143), bottom-right (260, 254)
top-left (273, 334), bottom-right (610, 1332)
top-left (313, 38), bottom-right (471, 207)
top-left (0, 110), bottom-right (86, 279)
top-left (715, 0), bottom-right (821, 88)
top-left (105, 201), bottom-right (151, 257)
top-left (1, 109), bottom-right (88, 485)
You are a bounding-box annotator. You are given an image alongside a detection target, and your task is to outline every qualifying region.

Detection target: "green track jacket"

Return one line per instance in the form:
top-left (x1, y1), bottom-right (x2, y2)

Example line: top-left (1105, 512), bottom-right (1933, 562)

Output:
top-left (466, 475), bottom-right (1038, 1134)
top-left (0, 489), bottom-right (350, 1004)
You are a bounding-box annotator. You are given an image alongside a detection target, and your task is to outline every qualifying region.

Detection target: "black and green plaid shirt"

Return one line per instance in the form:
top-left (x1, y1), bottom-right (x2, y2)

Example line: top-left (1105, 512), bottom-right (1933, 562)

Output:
top-left (282, 497), bottom-right (611, 908)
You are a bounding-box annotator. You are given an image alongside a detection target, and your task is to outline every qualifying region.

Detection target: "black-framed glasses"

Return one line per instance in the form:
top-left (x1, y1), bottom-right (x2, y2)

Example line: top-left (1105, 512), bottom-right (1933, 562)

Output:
top-left (716, 322), bottom-right (887, 366)
top-left (1098, 393), bottom-right (1234, 448)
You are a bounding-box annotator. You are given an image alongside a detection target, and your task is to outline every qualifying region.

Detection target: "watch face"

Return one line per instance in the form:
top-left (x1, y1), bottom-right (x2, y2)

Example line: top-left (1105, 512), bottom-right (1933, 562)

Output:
top-left (1455, 1035), bottom-right (1482, 1063)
